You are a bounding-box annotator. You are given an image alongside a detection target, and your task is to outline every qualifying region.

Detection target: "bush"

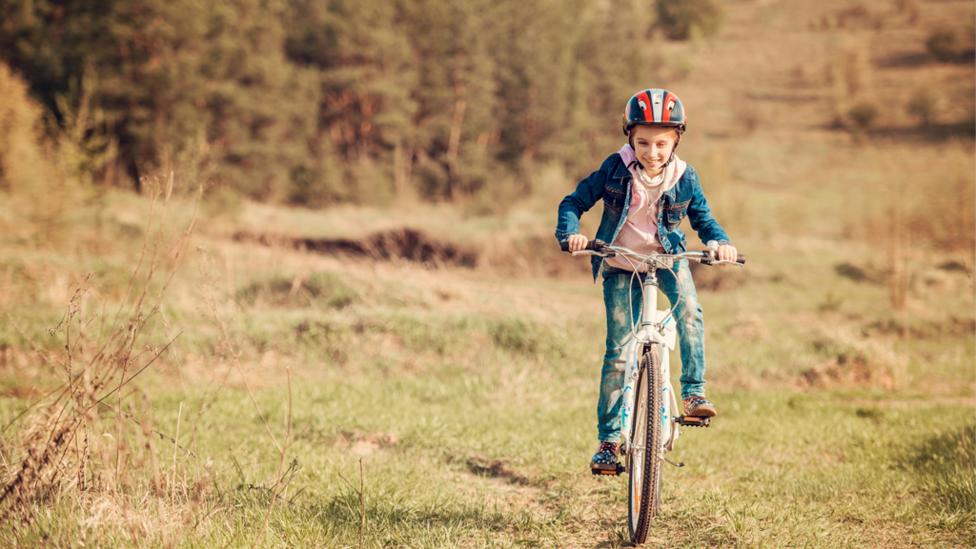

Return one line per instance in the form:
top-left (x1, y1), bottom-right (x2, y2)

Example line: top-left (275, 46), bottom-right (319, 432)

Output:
top-left (656, 0), bottom-right (723, 40)
top-left (925, 26), bottom-right (974, 62)
top-left (926, 28), bottom-right (958, 61)
top-left (846, 101), bottom-right (879, 130)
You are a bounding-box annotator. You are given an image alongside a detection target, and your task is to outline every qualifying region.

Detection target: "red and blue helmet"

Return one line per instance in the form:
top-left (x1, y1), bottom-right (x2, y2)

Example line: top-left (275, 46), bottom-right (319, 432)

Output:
top-left (622, 88), bottom-right (687, 135)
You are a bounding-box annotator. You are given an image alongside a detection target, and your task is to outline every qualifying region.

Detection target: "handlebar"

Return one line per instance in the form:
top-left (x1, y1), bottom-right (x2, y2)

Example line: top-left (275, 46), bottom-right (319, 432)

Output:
top-left (559, 238), bottom-right (746, 266)
top-left (559, 238), bottom-right (608, 253)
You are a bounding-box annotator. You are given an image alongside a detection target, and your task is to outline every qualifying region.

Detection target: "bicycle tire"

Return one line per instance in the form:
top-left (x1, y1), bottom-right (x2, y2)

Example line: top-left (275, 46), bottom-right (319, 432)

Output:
top-left (627, 344), bottom-right (663, 544)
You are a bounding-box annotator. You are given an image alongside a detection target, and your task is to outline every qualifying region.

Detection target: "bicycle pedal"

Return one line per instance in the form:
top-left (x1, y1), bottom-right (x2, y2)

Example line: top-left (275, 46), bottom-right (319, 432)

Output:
top-left (590, 463), bottom-right (626, 476)
top-left (675, 415), bottom-right (711, 427)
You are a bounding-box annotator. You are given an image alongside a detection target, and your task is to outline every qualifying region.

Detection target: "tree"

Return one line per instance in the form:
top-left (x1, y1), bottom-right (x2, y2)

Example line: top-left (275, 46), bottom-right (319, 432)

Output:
top-left (199, 0), bottom-right (317, 201)
top-left (0, 0), bottom-right (212, 190)
top-left (395, 0), bottom-right (498, 198)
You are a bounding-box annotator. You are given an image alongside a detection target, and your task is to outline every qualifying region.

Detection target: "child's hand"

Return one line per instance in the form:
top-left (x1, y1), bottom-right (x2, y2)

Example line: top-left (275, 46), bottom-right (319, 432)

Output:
top-left (717, 244), bottom-right (738, 263)
top-left (567, 234), bottom-right (590, 252)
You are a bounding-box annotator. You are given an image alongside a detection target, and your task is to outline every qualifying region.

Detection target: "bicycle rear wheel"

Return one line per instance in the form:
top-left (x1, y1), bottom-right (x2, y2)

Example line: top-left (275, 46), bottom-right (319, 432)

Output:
top-left (627, 344), bottom-right (663, 544)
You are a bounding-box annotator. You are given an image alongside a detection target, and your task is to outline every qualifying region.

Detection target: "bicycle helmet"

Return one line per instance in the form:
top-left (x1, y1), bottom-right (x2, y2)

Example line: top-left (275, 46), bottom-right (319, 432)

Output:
top-left (622, 88), bottom-right (687, 135)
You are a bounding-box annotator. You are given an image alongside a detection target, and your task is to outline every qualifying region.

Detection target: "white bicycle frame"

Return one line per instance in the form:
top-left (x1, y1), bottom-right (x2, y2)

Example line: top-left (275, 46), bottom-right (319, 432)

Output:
top-left (573, 243), bottom-right (740, 465)
top-left (617, 268), bottom-right (682, 457)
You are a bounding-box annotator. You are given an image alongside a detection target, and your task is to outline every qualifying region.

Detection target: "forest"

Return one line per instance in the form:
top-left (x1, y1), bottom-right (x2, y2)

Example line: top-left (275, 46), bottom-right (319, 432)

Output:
top-left (1, 0), bottom-right (723, 206)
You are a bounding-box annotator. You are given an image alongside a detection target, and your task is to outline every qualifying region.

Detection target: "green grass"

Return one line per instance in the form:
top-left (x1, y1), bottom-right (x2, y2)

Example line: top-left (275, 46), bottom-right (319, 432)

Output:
top-left (1, 219), bottom-right (972, 546)
top-left (1, 241), bottom-right (972, 546)
top-left (3, 361), bottom-right (972, 547)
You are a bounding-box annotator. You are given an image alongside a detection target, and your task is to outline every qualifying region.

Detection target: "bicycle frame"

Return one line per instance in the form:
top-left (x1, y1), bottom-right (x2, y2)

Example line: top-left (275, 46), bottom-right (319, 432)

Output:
top-left (570, 241), bottom-right (742, 463)
top-left (617, 268), bottom-right (682, 457)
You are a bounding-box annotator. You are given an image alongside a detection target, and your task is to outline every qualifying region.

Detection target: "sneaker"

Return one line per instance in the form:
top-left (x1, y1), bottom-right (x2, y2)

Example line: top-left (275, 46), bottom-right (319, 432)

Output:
top-left (590, 441), bottom-right (620, 472)
top-left (683, 395), bottom-right (717, 418)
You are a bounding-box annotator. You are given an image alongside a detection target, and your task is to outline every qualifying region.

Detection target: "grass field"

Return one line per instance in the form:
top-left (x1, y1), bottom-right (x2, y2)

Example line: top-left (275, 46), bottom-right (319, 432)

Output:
top-left (1, 192), bottom-right (972, 546)
top-left (2, 0), bottom-right (974, 546)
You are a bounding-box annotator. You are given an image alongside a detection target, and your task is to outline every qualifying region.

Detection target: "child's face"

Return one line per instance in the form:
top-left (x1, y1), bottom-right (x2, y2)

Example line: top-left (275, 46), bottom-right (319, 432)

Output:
top-left (631, 125), bottom-right (679, 175)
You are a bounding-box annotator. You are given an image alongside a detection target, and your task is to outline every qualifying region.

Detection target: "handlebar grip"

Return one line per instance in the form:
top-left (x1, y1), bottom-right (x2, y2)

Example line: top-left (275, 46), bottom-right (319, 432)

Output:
top-left (702, 253), bottom-right (746, 266)
top-left (560, 238), bottom-right (608, 253)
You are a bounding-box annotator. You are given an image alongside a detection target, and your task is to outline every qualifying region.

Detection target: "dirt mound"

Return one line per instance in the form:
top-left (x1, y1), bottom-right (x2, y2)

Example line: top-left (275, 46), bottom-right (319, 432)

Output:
top-left (800, 354), bottom-right (899, 390)
top-left (334, 431), bottom-right (399, 456)
top-left (232, 228), bottom-right (478, 267)
top-left (461, 456), bottom-right (530, 486)
top-left (799, 332), bottom-right (907, 390)
top-left (834, 262), bottom-right (885, 284)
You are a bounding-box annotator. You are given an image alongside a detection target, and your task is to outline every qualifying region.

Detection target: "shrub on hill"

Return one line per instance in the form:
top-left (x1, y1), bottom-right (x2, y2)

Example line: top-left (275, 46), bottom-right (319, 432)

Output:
top-left (846, 101), bottom-right (879, 130)
top-left (925, 26), bottom-right (976, 63)
top-left (656, 0), bottom-right (723, 40)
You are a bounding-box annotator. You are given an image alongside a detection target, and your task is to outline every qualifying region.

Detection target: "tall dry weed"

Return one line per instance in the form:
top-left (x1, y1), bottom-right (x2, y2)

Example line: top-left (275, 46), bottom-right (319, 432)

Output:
top-left (0, 184), bottom-right (195, 527)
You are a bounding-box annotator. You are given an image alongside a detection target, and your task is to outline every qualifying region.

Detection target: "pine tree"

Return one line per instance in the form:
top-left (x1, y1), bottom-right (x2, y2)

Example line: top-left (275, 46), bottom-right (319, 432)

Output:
top-left (198, 0), bottom-right (317, 201)
top-left (284, 0), bottom-right (416, 204)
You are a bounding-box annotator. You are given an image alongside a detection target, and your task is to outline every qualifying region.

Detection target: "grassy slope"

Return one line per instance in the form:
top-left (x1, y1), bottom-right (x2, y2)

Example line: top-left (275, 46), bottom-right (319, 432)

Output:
top-left (2, 0), bottom-right (975, 547)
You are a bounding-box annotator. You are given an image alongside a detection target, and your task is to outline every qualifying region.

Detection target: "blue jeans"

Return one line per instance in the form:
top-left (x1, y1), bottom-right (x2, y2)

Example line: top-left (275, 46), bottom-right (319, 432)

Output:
top-left (597, 260), bottom-right (706, 442)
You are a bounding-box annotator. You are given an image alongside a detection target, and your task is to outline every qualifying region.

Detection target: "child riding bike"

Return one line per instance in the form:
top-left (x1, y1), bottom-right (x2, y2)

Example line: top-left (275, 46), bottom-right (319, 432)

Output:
top-left (554, 88), bottom-right (738, 473)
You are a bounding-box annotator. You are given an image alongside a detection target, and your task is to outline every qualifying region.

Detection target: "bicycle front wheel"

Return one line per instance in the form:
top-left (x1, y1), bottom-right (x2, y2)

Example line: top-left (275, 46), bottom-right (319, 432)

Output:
top-left (627, 344), bottom-right (663, 544)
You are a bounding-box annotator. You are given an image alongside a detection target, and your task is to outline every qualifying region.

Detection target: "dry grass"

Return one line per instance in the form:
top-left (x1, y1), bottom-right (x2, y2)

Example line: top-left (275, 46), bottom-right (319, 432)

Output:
top-left (0, 187), bottom-right (194, 525)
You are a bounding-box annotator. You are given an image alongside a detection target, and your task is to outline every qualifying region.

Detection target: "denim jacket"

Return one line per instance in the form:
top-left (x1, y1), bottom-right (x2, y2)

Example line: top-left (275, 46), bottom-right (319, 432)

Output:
top-left (555, 152), bottom-right (731, 280)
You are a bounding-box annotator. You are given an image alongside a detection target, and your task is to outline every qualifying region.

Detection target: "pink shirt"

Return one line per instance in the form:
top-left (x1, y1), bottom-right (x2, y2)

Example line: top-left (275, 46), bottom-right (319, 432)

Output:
top-left (604, 145), bottom-right (686, 272)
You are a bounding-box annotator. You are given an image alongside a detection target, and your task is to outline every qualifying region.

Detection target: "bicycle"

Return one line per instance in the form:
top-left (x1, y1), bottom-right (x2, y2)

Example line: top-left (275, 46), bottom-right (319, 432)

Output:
top-left (561, 238), bottom-right (745, 544)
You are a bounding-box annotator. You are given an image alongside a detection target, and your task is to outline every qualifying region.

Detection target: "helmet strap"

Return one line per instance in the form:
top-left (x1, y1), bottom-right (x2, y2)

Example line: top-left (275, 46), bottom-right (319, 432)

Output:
top-left (662, 132), bottom-right (682, 168)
